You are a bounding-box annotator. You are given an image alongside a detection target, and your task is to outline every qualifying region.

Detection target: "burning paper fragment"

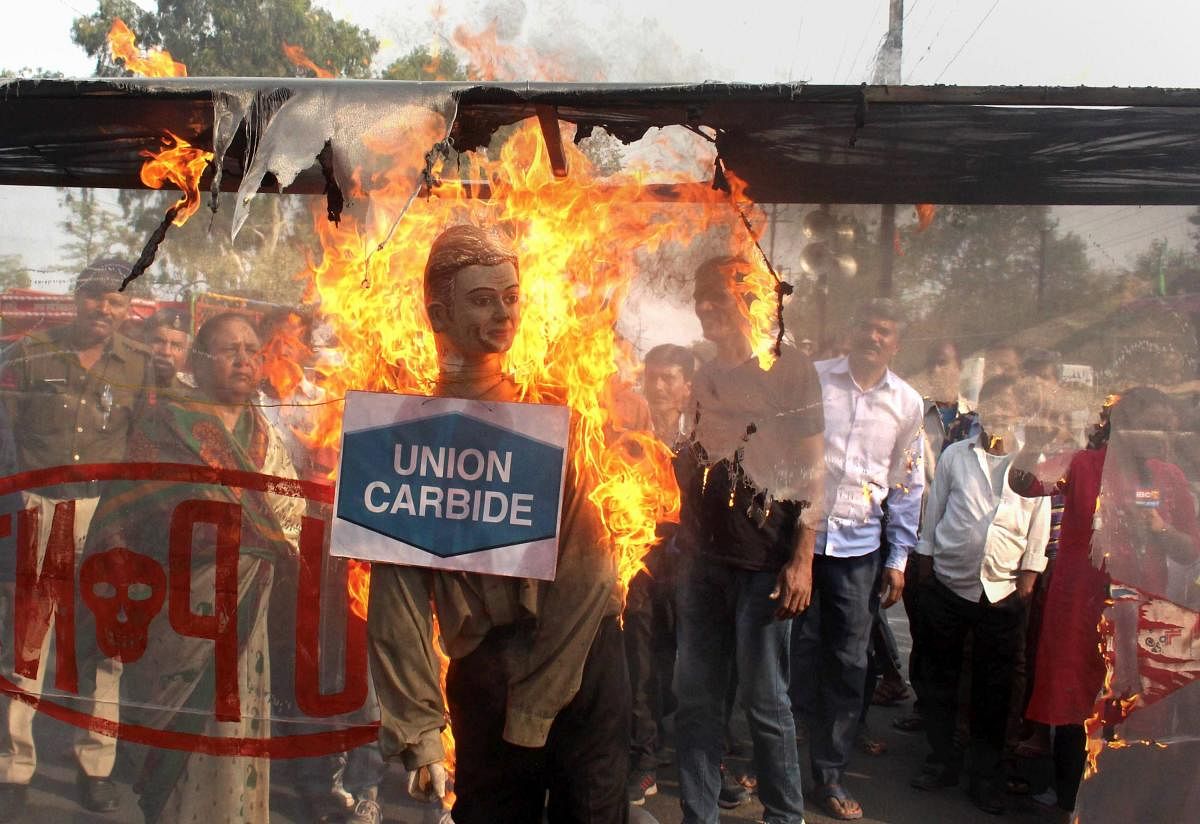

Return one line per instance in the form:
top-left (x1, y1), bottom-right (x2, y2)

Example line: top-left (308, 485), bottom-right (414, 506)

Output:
top-left (229, 85), bottom-right (458, 240)
top-left (140, 132), bottom-right (214, 227)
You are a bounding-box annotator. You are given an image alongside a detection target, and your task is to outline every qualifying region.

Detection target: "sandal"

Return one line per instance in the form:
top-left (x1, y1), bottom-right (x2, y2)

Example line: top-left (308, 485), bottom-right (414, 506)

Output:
top-left (855, 728), bottom-right (888, 756)
top-left (817, 784), bottom-right (864, 821)
top-left (871, 679), bottom-right (911, 706)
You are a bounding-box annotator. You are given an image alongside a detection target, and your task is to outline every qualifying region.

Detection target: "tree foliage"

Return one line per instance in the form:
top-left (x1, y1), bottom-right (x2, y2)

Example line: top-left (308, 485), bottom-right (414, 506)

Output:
top-left (382, 45), bottom-right (468, 81)
top-left (891, 205), bottom-right (1095, 350)
top-left (71, 0), bottom-right (378, 78)
top-left (0, 255), bottom-right (32, 291)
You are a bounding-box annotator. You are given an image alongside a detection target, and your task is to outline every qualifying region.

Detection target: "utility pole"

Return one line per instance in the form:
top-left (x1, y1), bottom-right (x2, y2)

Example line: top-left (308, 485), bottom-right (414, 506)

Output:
top-left (876, 0), bottom-right (903, 295)
top-left (873, 0), bottom-right (904, 86)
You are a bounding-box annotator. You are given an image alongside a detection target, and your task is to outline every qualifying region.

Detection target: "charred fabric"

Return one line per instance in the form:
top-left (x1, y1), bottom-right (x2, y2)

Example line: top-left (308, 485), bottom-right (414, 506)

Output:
top-left (6, 78), bottom-right (1200, 302)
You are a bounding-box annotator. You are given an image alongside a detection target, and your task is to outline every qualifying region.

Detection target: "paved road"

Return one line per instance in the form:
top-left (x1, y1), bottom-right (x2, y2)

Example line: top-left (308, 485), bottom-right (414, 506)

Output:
top-left (8, 605), bottom-right (1058, 823)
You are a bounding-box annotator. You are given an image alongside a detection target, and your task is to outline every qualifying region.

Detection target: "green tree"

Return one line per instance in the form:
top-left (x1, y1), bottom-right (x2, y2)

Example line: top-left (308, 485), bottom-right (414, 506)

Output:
top-left (0, 68), bottom-right (65, 79)
top-left (71, 0), bottom-right (378, 78)
top-left (58, 188), bottom-right (139, 274)
top-left (890, 205), bottom-right (1096, 350)
top-left (382, 44), bottom-right (468, 81)
top-left (0, 254), bottom-right (32, 290)
top-left (1131, 237), bottom-right (1200, 296)
top-left (1186, 206), bottom-right (1200, 258)
top-left (66, 1), bottom-right (371, 305)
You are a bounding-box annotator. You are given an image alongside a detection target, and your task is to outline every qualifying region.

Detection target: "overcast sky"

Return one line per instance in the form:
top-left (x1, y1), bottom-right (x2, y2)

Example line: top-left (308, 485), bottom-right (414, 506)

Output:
top-left (3, 0), bottom-right (1200, 285)
top-left (11, 0), bottom-right (1200, 86)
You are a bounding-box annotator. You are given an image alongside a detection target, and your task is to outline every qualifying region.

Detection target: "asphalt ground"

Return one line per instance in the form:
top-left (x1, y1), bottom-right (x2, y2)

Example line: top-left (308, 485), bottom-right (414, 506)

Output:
top-left (6, 605), bottom-right (1063, 823)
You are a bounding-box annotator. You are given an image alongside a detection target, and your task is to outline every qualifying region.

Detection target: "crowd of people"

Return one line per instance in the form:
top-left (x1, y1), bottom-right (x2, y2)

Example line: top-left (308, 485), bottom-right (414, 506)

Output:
top-left (0, 237), bottom-right (1196, 824)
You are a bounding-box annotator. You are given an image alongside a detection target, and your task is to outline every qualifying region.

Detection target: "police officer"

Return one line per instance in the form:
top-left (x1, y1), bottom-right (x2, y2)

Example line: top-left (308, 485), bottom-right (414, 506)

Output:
top-left (0, 258), bottom-right (153, 819)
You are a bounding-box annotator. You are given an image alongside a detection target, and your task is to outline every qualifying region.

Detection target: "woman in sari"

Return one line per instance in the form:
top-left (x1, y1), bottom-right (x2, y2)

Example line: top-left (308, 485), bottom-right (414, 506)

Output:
top-left (1009, 387), bottom-right (1200, 821)
top-left (83, 312), bottom-right (302, 823)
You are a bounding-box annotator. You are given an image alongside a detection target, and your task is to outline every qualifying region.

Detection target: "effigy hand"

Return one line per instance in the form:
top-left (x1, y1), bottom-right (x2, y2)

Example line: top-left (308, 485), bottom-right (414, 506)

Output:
top-left (407, 761), bottom-right (449, 803)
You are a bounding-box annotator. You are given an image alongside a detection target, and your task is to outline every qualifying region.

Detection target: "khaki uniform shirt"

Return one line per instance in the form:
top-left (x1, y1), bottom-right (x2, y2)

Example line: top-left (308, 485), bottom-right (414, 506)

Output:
top-left (0, 327), bottom-right (153, 487)
top-left (367, 447), bottom-right (620, 769)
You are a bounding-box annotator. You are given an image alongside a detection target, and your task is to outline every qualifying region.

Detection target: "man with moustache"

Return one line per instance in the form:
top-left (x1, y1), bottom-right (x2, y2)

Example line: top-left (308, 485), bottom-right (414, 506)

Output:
top-left (790, 298), bottom-right (925, 821)
top-left (366, 225), bottom-right (629, 824)
top-left (0, 258), bottom-right (153, 819)
top-left (143, 309), bottom-right (193, 393)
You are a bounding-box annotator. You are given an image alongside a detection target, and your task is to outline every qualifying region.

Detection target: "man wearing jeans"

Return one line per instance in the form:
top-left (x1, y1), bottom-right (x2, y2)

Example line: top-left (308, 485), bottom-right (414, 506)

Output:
top-left (674, 257), bottom-right (824, 824)
top-left (791, 299), bottom-right (925, 821)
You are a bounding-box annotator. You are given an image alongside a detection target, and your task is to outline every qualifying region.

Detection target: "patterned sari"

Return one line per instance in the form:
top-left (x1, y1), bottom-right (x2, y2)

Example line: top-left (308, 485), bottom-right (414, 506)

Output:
top-left (83, 397), bottom-right (302, 823)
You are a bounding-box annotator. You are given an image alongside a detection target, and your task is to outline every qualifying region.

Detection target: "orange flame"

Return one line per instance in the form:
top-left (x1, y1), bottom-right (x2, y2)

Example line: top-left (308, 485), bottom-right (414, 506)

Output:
top-left (347, 560), bottom-right (371, 622)
top-left (311, 120), bottom-right (782, 619)
top-left (282, 41), bottom-right (336, 78)
top-left (261, 312), bottom-right (312, 401)
top-left (1083, 602), bottom-right (1164, 780)
top-left (915, 203), bottom-right (936, 232)
top-left (139, 132), bottom-right (213, 226)
top-left (431, 614), bottom-right (457, 809)
top-left (1085, 611), bottom-right (1117, 777)
top-left (452, 21), bottom-right (597, 82)
top-left (107, 19), bottom-right (187, 78)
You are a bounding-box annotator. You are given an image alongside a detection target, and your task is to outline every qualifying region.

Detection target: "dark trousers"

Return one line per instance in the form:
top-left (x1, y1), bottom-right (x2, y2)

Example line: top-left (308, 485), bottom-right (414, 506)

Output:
top-left (447, 616), bottom-right (630, 824)
top-left (624, 564), bottom-right (677, 771)
top-left (790, 550), bottom-right (881, 787)
top-left (861, 608), bottom-right (903, 724)
top-left (901, 562), bottom-right (927, 714)
top-left (917, 578), bottom-right (1023, 781)
top-left (1053, 724), bottom-right (1087, 811)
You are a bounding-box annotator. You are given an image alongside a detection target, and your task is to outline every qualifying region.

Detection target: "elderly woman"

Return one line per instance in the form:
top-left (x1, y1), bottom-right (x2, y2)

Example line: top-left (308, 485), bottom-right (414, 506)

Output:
top-left (83, 311), bottom-right (302, 823)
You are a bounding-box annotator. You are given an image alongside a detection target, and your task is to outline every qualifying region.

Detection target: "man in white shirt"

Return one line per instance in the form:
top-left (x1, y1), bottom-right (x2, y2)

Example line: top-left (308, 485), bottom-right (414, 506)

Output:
top-left (909, 375), bottom-right (1048, 815)
top-left (791, 299), bottom-right (925, 821)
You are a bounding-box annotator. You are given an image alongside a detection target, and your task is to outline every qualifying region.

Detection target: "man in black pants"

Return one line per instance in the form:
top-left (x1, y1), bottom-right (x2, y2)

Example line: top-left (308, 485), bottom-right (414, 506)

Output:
top-left (909, 376), bottom-right (1049, 814)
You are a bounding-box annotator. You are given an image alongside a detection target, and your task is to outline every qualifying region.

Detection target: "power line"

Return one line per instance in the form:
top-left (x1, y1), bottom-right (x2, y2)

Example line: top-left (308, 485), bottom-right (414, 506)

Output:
top-left (933, 0), bottom-right (1001, 83)
top-left (1064, 205), bottom-right (1142, 232)
top-left (841, 1), bottom-right (884, 84)
top-left (909, 1), bottom-right (960, 77)
top-left (1101, 216), bottom-right (1188, 247)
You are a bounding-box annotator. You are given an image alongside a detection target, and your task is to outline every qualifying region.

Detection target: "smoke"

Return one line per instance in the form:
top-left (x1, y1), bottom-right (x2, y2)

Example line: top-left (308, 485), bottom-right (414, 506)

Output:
top-left (479, 0), bottom-right (527, 40)
top-left (379, 0), bottom-right (724, 83)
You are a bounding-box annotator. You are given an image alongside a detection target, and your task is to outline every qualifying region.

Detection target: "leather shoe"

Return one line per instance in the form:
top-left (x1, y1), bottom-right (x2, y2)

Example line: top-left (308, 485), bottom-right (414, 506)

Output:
top-left (0, 783), bottom-right (28, 822)
top-left (910, 763), bottom-right (959, 791)
top-left (78, 773), bottom-right (119, 813)
top-left (969, 780), bottom-right (1007, 816)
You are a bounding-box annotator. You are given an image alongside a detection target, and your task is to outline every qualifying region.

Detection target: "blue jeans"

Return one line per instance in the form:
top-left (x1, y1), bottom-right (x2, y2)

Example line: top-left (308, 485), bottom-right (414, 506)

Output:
top-left (675, 558), bottom-right (804, 824)
top-left (789, 550), bottom-right (881, 788)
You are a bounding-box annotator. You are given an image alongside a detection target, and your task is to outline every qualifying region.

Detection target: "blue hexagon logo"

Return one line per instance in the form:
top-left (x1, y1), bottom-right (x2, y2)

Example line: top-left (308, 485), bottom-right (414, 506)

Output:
top-left (336, 408), bottom-right (566, 558)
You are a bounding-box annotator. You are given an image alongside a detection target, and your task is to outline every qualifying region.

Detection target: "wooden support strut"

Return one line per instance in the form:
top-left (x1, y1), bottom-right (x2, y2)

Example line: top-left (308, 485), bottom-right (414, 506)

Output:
top-left (535, 104), bottom-right (569, 179)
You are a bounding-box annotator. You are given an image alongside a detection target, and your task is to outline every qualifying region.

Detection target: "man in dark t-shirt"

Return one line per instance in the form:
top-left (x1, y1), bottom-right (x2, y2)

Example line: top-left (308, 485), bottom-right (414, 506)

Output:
top-left (674, 257), bottom-right (824, 824)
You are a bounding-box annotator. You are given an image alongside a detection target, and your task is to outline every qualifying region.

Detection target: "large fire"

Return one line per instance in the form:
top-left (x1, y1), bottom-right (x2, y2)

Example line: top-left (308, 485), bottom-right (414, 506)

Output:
top-left (303, 119), bottom-right (779, 624)
top-left (107, 19), bottom-right (187, 78)
top-left (139, 132), bottom-right (213, 226)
